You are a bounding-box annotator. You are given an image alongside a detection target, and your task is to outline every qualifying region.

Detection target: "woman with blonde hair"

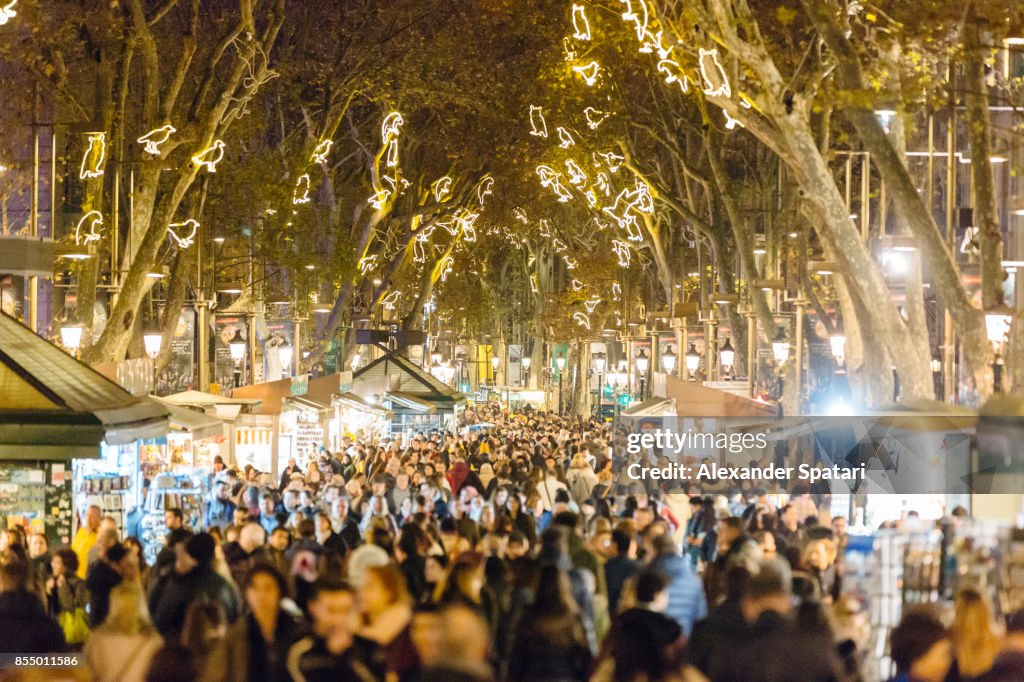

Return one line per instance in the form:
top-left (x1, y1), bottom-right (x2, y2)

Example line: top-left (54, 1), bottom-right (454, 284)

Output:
top-left (84, 581), bottom-right (163, 681)
top-left (950, 587), bottom-right (1001, 678)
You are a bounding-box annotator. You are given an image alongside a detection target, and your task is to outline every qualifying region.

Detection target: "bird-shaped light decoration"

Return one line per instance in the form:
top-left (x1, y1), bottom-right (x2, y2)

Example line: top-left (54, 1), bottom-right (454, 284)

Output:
top-left (293, 174), bottom-right (311, 204)
top-left (167, 219), bottom-right (200, 249)
top-left (557, 127), bottom-right (576, 149)
top-left (611, 240), bottom-right (632, 267)
top-left (74, 211), bottom-right (103, 245)
top-left (431, 176), bottom-right (453, 203)
top-left (584, 107), bottom-right (610, 129)
top-left (565, 160), bottom-right (587, 186)
top-left (529, 105), bottom-right (548, 138)
top-left (79, 133), bottom-right (106, 179)
top-left (572, 61), bottom-right (600, 86)
top-left (0, 1), bottom-right (17, 25)
top-left (381, 112), bottom-right (404, 142)
top-left (597, 151), bottom-right (624, 172)
top-left (699, 48), bottom-right (731, 98)
top-left (584, 298), bottom-right (601, 313)
top-left (358, 255), bottom-right (378, 275)
top-left (476, 176), bottom-right (494, 206)
top-left (191, 140), bottom-right (226, 173)
top-left (381, 291), bottom-right (400, 310)
top-left (571, 4), bottom-right (591, 40)
top-left (439, 256), bottom-right (454, 282)
top-left (137, 125), bottom-right (176, 156)
top-left (310, 139), bottom-right (333, 165)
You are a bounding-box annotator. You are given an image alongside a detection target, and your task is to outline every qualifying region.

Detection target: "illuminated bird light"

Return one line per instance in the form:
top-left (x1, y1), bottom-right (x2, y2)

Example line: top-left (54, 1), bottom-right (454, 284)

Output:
top-left (724, 109), bottom-right (743, 130)
top-left (573, 61), bottom-right (600, 86)
top-left (584, 190), bottom-right (599, 208)
top-left (513, 207), bottom-right (529, 224)
top-left (75, 211), bottom-right (103, 245)
top-left (563, 37), bottom-right (577, 62)
top-left (477, 176), bottom-right (494, 206)
top-left (598, 151), bottom-right (624, 172)
top-left (385, 139), bottom-right (399, 168)
top-left (167, 219), bottom-right (199, 248)
top-left (80, 133), bottom-right (106, 179)
top-left (192, 140), bottom-right (226, 173)
top-left (382, 291), bottom-right (400, 310)
top-left (574, 312), bottom-right (591, 330)
top-left (595, 173), bottom-right (611, 196)
top-left (0, 1), bottom-right (17, 25)
top-left (536, 165), bottom-right (573, 202)
top-left (565, 160), bottom-right (587, 185)
top-left (571, 280), bottom-right (584, 291)
top-left (432, 176), bottom-right (453, 202)
top-left (611, 240), bottom-right (632, 267)
top-left (137, 125), bottom-right (176, 156)
top-left (571, 4), bottom-right (591, 40)
top-left (293, 174), bottom-right (311, 204)
top-left (557, 127), bottom-right (576, 148)
top-left (612, 282), bottom-right (622, 300)
top-left (584, 298), bottom-right (601, 313)
top-left (359, 255), bottom-right (378, 275)
top-left (564, 256), bottom-right (579, 270)
top-left (584, 107), bottom-right (610, 129)
top-left (381, 112), bottom-right (404, 142)
top-left (529, 105), bottom-right (548, 138)
top-left (552, 238), bottom-right (568, 254)
top-left (439, 256), bottom-right (454, 282)
top-left (311, 139), bottom-right (333, 164)
top-left (658, 60), bottom-right (689, 92)
top-left (699, 48), bottom-right (731, 98)
top-left (539, 219), bottom-right (552, 237)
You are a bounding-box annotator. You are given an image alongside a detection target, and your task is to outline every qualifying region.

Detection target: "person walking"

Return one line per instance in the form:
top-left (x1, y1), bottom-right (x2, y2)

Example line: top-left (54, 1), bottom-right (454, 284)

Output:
top-left (647, 533), bottom-right (707, 637)
top-left (45, 547), bottom-right (90, 646)
top-left (83, 581), bottom-right (163, 682)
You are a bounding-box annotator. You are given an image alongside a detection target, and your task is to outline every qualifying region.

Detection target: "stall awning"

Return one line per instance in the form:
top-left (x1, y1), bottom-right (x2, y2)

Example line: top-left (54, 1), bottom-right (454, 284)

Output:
top-left (621, 397), bottom-right (676, 417)
top-left (155, 399), bottom-right (224, 440)
top-left (333, 392), bottom-right (390, 416)
top-left (284, 395), bottom-right (330, 412)
top-left (385, 391), bottom-right (437, 413)
top-left (0, 312), bottom-right (169, 455)
top-left (662, 375), bottom-right (778, 418)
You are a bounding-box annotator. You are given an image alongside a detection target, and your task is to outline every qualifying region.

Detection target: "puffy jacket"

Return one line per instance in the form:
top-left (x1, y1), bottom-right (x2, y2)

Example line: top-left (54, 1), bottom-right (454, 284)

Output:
top-left (149, 565), bottom-right (240, 637)
top-left (649, 553), bottom-right (707, 636)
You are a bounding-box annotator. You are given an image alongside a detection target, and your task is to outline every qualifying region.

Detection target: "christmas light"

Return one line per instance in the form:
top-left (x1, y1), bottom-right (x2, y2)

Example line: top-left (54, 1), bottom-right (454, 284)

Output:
top-left (612, 282), bottom-right (622, 300)
top-left (565, 160), bottom-right (587, 185)
top-left (571, 279), bottom-right (584, 291)
top-left (385, 139), bottom-right (399, 167)
top-left (381, 291), bottom-right (400, 309)
top-left (584, 298), bottom-right (601, 313)
top-left (563, 37), bottom-right (577, 62)
top-left (699, 48), bottom-right (731, 98)
top-left (557, 127), bottom-right (576, 148)
top-left (359, 255), bottom-right (378, 275)
top-left (432, 176), bottom-right (453, 202)
top-left (477, 176), bottom-right (494, 206)
top-left (456, 209), bottom-right (479, 241)
top-left (529, 105), bottom-right (548, 138)
top-left (536, 165), bottom-right (573, 202)
top-left (584, 107), bottom-right (610, 129)
top-left (79, 133), bottom-right (106, 179)
top-left (640, 30), bottom-right (672, 59)
top-left (381, 112), bottom-right (404, 142)
top-left (0, 1), bottom-right (17, 25)
top-left (597, 151), bottom-right (624, 172)
top-left (75, 210), bottom-right (103, 245)
top-left (723, 109), bottom-right (743, 130)
top-left (439, 256), bottom-right (454, 282)
top-left (167, 219), bottom-right (199, 248)
top-left (657, 60), bottom-right (689, 91)
top-left (293, 174), bottom-right (311, 204)
top-left (530, 274), bottom-right (539, 293)
top-left (564, 256), bottom-right (579, 269)
top-left (137, 125), bottom-right (176, 156)
top-left (552, 238), bottom-right (568, 253)
top-left (310, 139), bottom-right (333, 164)
top-left (191, 139), bottom-right (225, 173)
top-left (572, 4), bottom-right (591, 40)
top-left (513, 207), bottom-right (529, 224)
top-left (611, 239), bottom-right (631, 267)
top-left (602, 182), bottom-right (652, 227)
top-left (573, 61), bottom-right (600, 86)
top-left (584, 190), bottom-right (599, 207)
top-left (574, 312), bottom-right (591, 329)
top-left (595, 172), bottom-right (610, 195)
top-left (622, 214), bottom-right (644, 241)
top-left (539, 219), bottom-right (552, 237)
top-left (368, 175), bottom-right (398, 209)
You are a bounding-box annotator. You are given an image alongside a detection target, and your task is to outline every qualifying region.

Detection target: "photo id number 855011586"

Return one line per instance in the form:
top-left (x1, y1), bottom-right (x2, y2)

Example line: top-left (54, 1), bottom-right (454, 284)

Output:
top-left (1, 654), bottom-right (83, 668)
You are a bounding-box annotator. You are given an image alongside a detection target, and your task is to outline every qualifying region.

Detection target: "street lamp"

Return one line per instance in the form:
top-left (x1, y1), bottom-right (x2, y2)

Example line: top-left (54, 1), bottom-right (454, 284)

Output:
top-left (719, 339), bottom-right (735, 376)
top-left (830, 333), bottom-right (846, 366)
top-left (521, 354), bottom-right (531, 387)
top-left (431, 350), bottom-right (443, 365)
top-left (491, 354), bottom-right (500, 385)
top-left (771, 327), bottom-right (790, 365)
top-left (986, 302), bottom-right (1013, 393)
top-left (635, 349), bottom-right (649, 400)
top-left (278, 338), bottom-right (293, 376)
top-left (661, 345), bottom-right (677, 374)
top-left (228, 329), bottom-right (246, 387)
top-left (685, 343), bottom-right (700, 380)
top-left (555, 354), bottom-right (567, 415)
top-left (143, 327), bottom-right (163, 360)
top-left (593, 352), bottom-right (606, 420)
top-left (60, 321), bottom-right (84, 355)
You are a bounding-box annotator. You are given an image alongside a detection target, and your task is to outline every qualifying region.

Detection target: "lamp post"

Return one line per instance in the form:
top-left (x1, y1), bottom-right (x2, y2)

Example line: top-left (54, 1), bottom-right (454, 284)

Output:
top-left (522, 355), bottom-right (531, 387)
top-left (635, 349), bottom-right (649, 400)
top-left (685, 343), bottom-right (700, 380)
top-left (555, 354), bottom-right (567, 415)
top-left (931, 356), bottom-right (942, 400)
top-left (228, 328), bottom-right (246, 388)
top-left (60, 320), bottom-right (84, 356)
top-left (593, 351), bottom-right (606, 419)
top-left (830, 332), bottom-right (846, 370)
top-left (985, 302), bottom-right (1012, 394)
top-left (662, 345), bottom-right (676, 374)
top-left (491, 354), bottom-right (500, 385)
top-left (278, 338), bottom-right (293, 377)
top-left (719, 339), bottom-right (735, 379)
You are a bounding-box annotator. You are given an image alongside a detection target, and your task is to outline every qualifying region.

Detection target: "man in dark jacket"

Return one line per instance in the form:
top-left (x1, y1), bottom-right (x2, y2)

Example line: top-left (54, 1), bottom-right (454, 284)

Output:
top-left (149, 532), bottom-right (240, 638)
top-left (0, 559), bottom-right (64, 653)
top-left (85, 537), bottom-right (126, 627)
top-left (604, 529), bottom-right (640, 614)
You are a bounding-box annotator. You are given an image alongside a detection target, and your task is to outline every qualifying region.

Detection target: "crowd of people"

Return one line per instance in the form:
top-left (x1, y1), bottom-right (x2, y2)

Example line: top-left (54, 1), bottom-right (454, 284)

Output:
top-left (0, 403), bottom-right (1022, 681)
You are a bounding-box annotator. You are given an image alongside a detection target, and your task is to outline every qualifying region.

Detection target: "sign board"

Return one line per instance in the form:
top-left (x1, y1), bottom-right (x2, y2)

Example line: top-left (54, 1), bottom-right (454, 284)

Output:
top-left (294, 422), bottom-right (324, 455)
top-left (290, 373), bottom-right (309, 396)
top-left (338, 370), bottom-right (353, 393)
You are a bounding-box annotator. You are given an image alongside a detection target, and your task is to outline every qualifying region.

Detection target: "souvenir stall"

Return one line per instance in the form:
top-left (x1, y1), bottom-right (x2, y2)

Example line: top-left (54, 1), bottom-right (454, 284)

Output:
top-left (351, 352), bottom-right (467, 435)
top-left (0, 312), bottom-right (168, 545)
top-left (162, 390), bottom-right (263, 469)
top-left (332, 392), bottom-right (391, 446)
top-left (139, 400), bottom-right (225, 479)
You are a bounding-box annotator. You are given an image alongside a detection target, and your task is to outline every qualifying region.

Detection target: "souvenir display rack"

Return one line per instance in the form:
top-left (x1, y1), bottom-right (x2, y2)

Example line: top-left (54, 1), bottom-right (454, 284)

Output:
top-left (138, 472), bottom-right (208, 564)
